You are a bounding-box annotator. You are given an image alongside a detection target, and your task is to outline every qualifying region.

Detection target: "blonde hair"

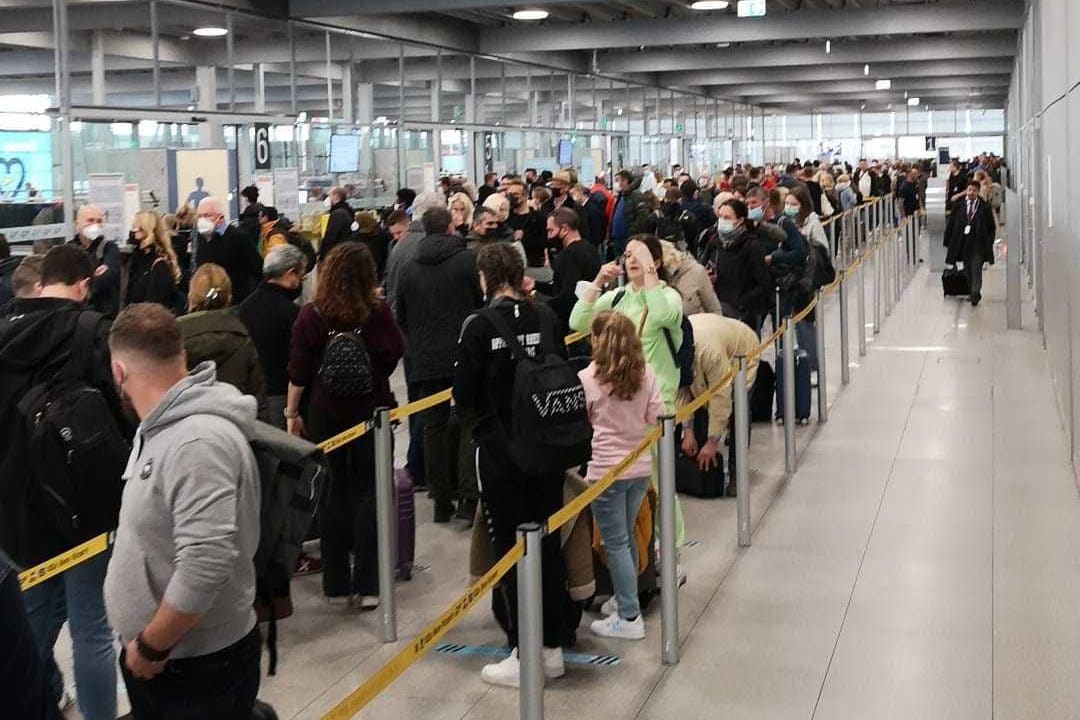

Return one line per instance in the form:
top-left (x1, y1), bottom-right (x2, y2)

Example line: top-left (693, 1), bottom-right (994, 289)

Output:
top-left (590, 311), bottom-right (646, 401)
top-left (449, 192), bottom-right (474, 227)
top-left (482, 192), bottom-right (510, 223)
top-left (188, 263), bottom-right (232, 312)
top-left (132, 210), bottom-right (181, 284)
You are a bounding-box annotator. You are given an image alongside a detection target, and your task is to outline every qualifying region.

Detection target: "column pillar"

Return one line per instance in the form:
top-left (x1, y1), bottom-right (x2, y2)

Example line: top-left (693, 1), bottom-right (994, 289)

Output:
top-left (341, 63), bottom-right (354, 124)
top-left (91, 30), bottom-right (106, 105)
top-left (253, 62), bottom-right (266, 114)
top-left (356, 82), bottom-right (374, 125)
top-left (195, 65), bottom-right (221, 148)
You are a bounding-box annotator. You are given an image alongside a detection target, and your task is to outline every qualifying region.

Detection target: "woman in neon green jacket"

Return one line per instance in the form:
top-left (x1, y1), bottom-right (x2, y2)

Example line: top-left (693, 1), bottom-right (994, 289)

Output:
top-left (570, 235), bottom-right (684, 413)
top-left (571, 234), bottom-right (687, 549)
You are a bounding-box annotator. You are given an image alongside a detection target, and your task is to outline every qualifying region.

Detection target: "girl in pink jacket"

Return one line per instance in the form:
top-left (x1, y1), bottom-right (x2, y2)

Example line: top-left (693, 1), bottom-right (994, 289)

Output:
top-left (578, 311), bottom-right (664, 640)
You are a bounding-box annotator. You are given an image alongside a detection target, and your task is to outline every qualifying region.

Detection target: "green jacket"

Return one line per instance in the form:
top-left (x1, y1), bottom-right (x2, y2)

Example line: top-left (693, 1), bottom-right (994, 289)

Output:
top-left (570, 283), bottom-right (684, 413)
top-left (178, 309), bottom-right (269, 422)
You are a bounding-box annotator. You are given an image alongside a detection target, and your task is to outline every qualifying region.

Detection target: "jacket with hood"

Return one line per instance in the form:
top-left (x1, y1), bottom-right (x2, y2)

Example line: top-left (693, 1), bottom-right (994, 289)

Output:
top-left (104, 362), bottom-right (260, 659)
top-left (320, 200), bottom-right (355, 261)
top-left (698, 225), bottom-right (774, 321)
top-left (178, 309), bottom-right (268, 421)
top-left (661, 240), bottom-right (723, 317)
top-left (0, 297), bottom-right (130, 565)
top-left (68, 235), bottom-right (121, 318)
top-left (395, 234), bottom-right (483, 382)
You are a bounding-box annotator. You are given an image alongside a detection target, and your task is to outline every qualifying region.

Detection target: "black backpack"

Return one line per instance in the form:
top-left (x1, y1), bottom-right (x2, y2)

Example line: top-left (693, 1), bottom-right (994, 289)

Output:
top-left (250, 421), bottom-right (326, 675)
top-left (810, 240), bottom-right (836, 289)
top-left (654, 211), bottom-right (685, 247)
top-left (482, 307), bottom-right (592, 476)
top-left (316, 313), bottom-right (375, 398)
top-left (1, 311), bottom-right (130, 566)
top-left (612, 289), bottom-right (695, 390)
top-left (287, 229), bottom-right (317, 275)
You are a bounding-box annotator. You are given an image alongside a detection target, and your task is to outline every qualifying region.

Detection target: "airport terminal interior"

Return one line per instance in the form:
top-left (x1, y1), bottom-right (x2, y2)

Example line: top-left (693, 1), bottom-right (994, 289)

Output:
top-left (5, 0), bottom-right (1080, 718)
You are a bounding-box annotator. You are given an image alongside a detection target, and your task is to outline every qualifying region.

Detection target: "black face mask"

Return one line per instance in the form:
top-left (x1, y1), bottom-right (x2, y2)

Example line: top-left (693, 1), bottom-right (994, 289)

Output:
top-left (284, 284), bottom-right (303, 301)
top-left (127, 231), bottom-right (138, 246)
top-left (509, 195), bottom-right (524, 208)
top-left (550, 187), bottom-right (563, 198)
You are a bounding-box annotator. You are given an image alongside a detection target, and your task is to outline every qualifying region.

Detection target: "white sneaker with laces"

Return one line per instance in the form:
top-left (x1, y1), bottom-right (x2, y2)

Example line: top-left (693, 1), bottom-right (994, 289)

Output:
top-left (600, 596), bottom-right (619, 617)
top-left (591, 613), bottom-right (645, 640)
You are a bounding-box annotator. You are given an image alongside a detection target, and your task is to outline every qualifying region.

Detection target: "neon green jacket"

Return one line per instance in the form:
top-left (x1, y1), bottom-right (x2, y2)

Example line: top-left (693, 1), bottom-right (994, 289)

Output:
top-left (570, 283), bottom-right (684, 413)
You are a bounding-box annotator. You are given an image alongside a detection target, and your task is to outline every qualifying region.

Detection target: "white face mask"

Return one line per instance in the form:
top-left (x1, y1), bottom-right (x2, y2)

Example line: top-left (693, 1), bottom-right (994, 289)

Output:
top-left (717, 218), bottom-right (737, 235)
top-left (323, 197), bottom-right (333, 209)
top-left (81, 223), bottom-right (103, 240)
top-left (196, 217), bottom-right (216, 236)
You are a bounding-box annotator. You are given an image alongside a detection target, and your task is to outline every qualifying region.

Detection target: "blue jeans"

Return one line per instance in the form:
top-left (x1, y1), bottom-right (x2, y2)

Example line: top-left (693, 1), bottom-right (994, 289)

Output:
top-left (592, 477), bottom-right (649, 620)
top-left (22, 549), bottom-right (116, 720)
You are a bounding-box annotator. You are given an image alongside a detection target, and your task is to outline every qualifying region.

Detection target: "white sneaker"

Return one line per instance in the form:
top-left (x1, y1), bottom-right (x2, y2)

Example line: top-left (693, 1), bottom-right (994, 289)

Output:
top-left (543, 646), bottom-right (565, 679)
top-left (591, 613), bottom-right (645, 640)
top-left (358, 595), bottom-right (380, 610)
top-left (480, 648), bottom-right (565, 688)
top-left (600, 596), bottom-right (619, 616)
top-left (481, 649), bottom-right (521, 688)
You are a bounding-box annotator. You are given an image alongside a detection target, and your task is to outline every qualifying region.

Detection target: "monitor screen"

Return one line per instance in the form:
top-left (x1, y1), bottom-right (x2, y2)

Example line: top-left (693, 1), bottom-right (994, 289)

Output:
top-left (557, 139), bottom-right (573, 167)
top-left (329, 134), bottom-right (360, 173)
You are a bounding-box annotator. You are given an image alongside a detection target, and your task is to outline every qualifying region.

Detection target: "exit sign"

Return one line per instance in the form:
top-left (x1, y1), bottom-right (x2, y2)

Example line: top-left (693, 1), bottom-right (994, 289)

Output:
top-left (738, 0), bottom-right (766, 17)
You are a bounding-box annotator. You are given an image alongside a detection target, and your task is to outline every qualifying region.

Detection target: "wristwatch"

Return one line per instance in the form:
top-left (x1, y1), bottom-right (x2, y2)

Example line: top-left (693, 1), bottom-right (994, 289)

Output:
top-left (135, 632), bottom-right (171, 662)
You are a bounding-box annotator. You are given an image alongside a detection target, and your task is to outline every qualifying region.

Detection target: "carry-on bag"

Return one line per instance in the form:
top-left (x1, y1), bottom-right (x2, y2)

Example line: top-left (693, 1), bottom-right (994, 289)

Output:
top-left (775, 348), bottom-right (812, 424)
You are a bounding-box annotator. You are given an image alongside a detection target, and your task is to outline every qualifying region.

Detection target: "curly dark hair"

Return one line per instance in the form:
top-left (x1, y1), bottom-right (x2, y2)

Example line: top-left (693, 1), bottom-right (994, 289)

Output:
top-left (315, 242), bottom-right (379, 329)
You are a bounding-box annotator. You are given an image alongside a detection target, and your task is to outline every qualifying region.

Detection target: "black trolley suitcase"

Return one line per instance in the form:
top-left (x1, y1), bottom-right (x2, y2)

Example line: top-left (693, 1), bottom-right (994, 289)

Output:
top-left (942, 266), bottom-right (970, 297)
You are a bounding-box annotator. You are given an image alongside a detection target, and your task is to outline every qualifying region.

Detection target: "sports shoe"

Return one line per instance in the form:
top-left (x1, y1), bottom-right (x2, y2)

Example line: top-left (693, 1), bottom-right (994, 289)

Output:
top-left (294, 553), bottom-right (322, 576)
top-left (591, 613), bottom-right (645, 640)
top-left (358, 595), bottom-right (380, 611)
top-left (600, 596), bottom-right (619, 617)
top-left (480, 648), bottom-right (565, 688)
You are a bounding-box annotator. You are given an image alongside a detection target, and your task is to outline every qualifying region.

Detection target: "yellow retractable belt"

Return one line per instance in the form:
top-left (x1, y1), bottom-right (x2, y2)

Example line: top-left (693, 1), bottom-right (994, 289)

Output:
top-left (18, 533), bottom-right (111, 591)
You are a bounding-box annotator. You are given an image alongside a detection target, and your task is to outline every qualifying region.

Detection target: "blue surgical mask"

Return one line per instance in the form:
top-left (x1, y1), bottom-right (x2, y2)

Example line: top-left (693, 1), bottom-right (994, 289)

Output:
top-left (783, 205), bottom-right (800, 218)
top-left (747, 206), bottom-right (764, 222)
top-left (717, 218), bottom-right (737, 235)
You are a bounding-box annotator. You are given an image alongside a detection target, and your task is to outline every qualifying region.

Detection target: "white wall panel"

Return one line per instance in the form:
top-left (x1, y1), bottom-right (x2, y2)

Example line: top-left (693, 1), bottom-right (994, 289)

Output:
top-left (1040, 0), bottom-right (1068, 108)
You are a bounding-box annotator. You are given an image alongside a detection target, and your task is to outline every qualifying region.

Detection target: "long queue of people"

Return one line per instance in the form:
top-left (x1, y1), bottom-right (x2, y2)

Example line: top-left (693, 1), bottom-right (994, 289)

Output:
top-left (0, 153), bottom-right (993, 719)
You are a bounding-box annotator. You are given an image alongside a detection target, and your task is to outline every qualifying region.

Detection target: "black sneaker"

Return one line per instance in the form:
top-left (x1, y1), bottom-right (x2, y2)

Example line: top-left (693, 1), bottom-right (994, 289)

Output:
top-left (453, 500), bottom-right (477, 529)
top-left (971, 293), bottom-right (981, 307)
top-left (434, 503), bottom-right (455, 523)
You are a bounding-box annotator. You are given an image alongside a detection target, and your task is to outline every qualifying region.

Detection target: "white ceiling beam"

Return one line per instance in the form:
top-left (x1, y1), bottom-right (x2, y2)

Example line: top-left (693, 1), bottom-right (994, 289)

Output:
top-left (479, 0), bottom-right (1024, 53)
top-left (660, 59), bottom-right (1016, 88)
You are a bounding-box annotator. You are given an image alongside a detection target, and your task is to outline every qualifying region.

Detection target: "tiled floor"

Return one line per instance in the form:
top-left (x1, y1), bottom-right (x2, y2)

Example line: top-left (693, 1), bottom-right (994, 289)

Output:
top-left (58, 194), bottom-right (1080, 719)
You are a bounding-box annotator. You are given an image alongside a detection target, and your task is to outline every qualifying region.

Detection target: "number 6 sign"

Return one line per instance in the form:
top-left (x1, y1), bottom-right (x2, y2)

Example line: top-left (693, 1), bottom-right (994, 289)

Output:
top-left (254, 124), bottom-right (271, 170)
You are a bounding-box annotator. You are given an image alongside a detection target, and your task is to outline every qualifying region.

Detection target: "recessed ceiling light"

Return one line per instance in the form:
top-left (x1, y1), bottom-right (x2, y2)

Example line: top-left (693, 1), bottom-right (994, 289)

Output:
top-left (907, 96), bottom-right (920, 106)
top-left (690, 1), bottom-right (730, 10)
top-left (863, 63), bottom-right (870, 75)
top-left (825, 40), bottom-right (831, 54)
top-left (512, 9), bottom-right (549, 20)
top-left (716, 42), bottom-right (731, 48)
top-left (193, 26), bottom-right (228, 37)
top-left (875, 79), bottom-right (891, 90)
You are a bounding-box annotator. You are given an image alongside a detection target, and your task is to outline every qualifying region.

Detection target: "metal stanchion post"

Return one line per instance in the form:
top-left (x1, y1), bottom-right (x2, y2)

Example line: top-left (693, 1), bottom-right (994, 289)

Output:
top-left (373, 407), bottom-right (397, 643)
top-left (733, 357), bottom-right (751, 547)
top-left (517, 523), bottom-right (545, 720)
top-left (782, 317), bottom-right (796, 474)
top-left (857, 252), bottom-right (867, 355)
top-left (773, 291), bottom-right (782, 360)
top-left (839, 271), bottom-right (850, 385)
top-left (657, 415), bottom-right (680, 666)
top-left (873, 217), bottom-right (882, 334)
top-left (827, 217), bottom-right (836, 259)
top-left (815, 289), bottom-right (828, 423)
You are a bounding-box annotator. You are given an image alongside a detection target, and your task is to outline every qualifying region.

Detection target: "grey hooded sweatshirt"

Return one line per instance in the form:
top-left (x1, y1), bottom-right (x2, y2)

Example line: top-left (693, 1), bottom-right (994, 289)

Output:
top-left (104, 362), bottom-right (260, 659)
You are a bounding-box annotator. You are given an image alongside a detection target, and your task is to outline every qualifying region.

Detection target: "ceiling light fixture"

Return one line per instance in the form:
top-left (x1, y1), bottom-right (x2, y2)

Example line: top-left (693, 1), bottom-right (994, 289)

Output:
top-left (863, 63), bottom-right (870, 75)
top-left (716, 42), bottom-right (731, 48)
top-left (825, 40), bottom-right (831, 54)
top-left (193, 26), bottom-right (228, 37)
top-left (904, 90), bottom-right (909, 99)
top-left (691, 1), bottom-right (730, 9)
top-left (875, 79), bottom-right (891, 90)
top-left (907, 96), bottom-right (920, 106)
top-left (512, 9), bottom-right (549, 20)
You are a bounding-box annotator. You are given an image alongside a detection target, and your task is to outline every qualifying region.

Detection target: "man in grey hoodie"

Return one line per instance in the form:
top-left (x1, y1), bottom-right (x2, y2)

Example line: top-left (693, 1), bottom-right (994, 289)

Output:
top-left (103, 303), bottom-right (262, 719)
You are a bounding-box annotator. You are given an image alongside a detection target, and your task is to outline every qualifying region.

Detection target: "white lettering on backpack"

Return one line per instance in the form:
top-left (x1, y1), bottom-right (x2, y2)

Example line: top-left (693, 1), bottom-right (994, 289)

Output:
top-left (490, 332), bottom-right (542, 355)
top-left (530, 386), bottom-right (587, 418)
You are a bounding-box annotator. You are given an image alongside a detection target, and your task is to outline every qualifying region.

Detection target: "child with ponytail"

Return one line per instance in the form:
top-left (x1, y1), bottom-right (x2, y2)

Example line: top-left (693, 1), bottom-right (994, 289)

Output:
top-left (579, 311), bottom-right (663, 640)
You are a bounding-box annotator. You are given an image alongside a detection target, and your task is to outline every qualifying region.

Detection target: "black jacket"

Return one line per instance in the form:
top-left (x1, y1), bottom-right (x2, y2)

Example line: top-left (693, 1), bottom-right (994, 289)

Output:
top-left (541, 196), bottom-right (591, 244)
top-left (0, 298), bottom-right (129, 565)
top-left (0, 256), bottom-right (19, 310)
top-left (394, 234), bottom-right (484, 382)
top-left (453, 296), bottom-right (566, 446)
top-left (508, 210), bottom-right (548, 267)
top-left (583, 193), bottom-right (609, 246)
top-left (237, 204), bottom-right (262, 249)
top-left (549, 239), bottom-right (602, 330)
top-left (320, 201), bottom-right (355, 261)
top-left (193, 224), bottom-right (262, 303)
top-left (124, 246), bottom-right (177, 309)
top-left (68, 235), bottom-right (121, 318)
top-left (236, 281), bottom-right (300, 396)
top-left (699, 226), bottom-right (774, 319)
top-left (945, 197), bottom-right (995, 265)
